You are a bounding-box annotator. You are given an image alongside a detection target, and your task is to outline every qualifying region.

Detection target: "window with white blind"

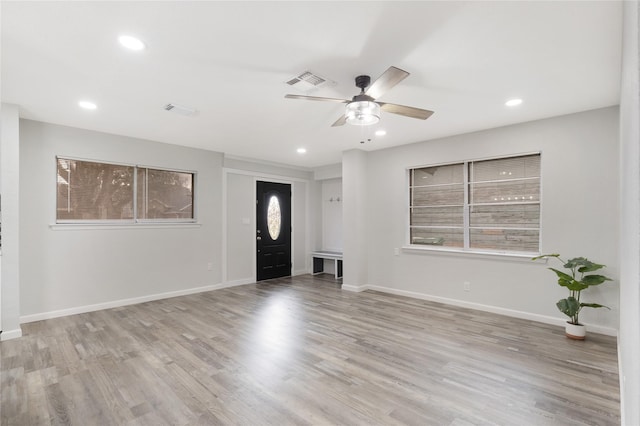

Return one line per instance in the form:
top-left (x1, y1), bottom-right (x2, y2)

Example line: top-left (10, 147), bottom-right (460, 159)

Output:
top-left (409, 153), bottom-right (540, 254)
top-left (56, 157), bottom-right (195, 223)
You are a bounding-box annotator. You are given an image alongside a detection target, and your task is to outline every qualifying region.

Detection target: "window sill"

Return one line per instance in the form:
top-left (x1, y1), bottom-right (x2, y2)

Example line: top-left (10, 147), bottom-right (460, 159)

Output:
top-left (50, 223), bottom-right (201, 231)
top-left (401, 245), bottom-right (545, 263)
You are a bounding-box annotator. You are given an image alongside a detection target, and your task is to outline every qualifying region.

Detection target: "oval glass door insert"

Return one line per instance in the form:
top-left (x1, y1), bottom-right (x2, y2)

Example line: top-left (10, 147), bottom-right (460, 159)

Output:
top-left (267, 195), bottom-right (281, 240)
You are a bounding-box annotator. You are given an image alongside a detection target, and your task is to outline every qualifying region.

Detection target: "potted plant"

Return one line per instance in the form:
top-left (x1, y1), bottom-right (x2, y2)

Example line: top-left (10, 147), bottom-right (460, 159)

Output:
top-left (532, 253), bottom-right (612, 340)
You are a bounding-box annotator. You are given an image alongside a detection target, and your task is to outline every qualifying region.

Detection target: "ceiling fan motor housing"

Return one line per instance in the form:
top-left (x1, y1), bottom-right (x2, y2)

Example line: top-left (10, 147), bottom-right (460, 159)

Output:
top-left (352, 94), bottom-right (375, 103)
top-left (355, 75), bottom-right (371, 91)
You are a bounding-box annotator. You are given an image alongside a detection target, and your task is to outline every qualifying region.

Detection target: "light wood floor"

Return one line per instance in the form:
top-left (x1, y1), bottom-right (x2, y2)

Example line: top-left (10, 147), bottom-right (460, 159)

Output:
top-left (1, 274), bottom-right (620, 425)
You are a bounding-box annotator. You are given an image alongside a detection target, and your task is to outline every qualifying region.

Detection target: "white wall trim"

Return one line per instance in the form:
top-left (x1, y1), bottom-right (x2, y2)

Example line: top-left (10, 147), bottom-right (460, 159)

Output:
top-left (20, 283), bottom-right (222, 324)
top-left (342, 284), bottom-right (369, 292)
top-left (219, 278), bottom-right (255, 289)
top-left (365, 284), bottom-right (618, 337)
top-left (21, 278), bottom-right (257, 325)
top-left (1, 328), bottom-right (23, 341)
top-left (221, 169), bottom-right (229, 283)
top-left (50, 223), bottom-right (202, 231)
top-left (401, 245), bottom-right (543, 262)
top-left (223, 154), bottom-right (313, 173)
top-left (223, 167), bottom-right (310, 183)
top-left (223, 168), bottom-right (309, 283)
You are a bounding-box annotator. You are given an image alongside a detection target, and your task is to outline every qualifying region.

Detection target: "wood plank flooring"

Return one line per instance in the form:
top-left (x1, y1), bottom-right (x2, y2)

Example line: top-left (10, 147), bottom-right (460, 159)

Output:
top-left (1, 274), bottom-right (620, 425)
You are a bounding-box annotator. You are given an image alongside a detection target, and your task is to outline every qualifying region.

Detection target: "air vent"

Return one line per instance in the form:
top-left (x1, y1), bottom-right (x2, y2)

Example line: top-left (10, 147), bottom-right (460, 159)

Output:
top-left (164, 103), bottom-right (197, 117)
top-left (285, 71), bottom-right (334, 93)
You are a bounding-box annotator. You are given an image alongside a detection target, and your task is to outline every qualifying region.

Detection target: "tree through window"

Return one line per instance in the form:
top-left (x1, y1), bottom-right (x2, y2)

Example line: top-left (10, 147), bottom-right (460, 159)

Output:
top-left (56, 158), bottom-right (194, 222)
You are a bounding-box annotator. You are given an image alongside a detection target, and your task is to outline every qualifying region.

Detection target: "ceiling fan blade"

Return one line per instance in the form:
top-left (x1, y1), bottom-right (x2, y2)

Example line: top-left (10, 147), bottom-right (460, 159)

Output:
top-left (379, 102), bottom-right (434, 120)
top-left (364, 66), bottom-right (410, 99)
top-left (331, 115), bottom-right (347, 127)
top-left (285, 94), bottom-right (349, 103)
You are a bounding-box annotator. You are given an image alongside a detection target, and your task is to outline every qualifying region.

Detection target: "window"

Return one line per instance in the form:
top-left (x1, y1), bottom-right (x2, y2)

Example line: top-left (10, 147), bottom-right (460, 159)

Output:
top-left (56, 157), bottom-right (195, 223)
top-left (409, 153), bottom-right (540, 254)
top-left (136, 168), bottom-right (194, 220)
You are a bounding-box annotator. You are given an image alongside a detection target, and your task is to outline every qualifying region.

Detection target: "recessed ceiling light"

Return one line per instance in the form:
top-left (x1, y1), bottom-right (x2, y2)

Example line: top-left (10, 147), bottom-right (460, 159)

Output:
top-left (375, 129), bottom-right (387, 136)
top-left (118, 35), bottom-right (145, 51)
top-left (78, 101), bottom-right (97, 110)
top-left (505, 98), bottom-right (523, 107)
top-left (296, 148), bottom-right (307, 154)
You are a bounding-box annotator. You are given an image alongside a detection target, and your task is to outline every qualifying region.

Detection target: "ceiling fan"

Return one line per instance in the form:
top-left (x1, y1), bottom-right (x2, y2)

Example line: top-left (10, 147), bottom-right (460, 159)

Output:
top-left (285, 66), bottom-right (434, 127)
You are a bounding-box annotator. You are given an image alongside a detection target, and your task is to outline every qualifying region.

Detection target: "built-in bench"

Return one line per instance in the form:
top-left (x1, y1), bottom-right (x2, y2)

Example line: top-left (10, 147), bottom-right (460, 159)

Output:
top-left (311, 251), bottom-right (343, 279)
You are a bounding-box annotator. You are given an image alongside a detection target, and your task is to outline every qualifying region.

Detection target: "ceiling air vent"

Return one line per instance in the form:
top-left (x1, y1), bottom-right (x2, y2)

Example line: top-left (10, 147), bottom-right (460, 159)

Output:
top-left (164, 103), bottom-right (197, 117)
top-left (285, 71), bottom-right (334, 93)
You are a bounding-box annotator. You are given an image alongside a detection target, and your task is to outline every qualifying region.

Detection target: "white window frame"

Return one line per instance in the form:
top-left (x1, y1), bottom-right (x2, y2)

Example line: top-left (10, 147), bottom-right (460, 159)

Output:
top-left (55, 156), bottom-right (197, 225)
top-left (407, 152), bottom-right (542, 256)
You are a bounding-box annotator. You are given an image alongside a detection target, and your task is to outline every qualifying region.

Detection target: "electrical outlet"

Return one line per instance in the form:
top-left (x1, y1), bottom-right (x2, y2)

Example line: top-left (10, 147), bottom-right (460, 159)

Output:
top-left (463, 281), bottom-right (471, 292)
top-left (207, 262), bottom-right (213, 271)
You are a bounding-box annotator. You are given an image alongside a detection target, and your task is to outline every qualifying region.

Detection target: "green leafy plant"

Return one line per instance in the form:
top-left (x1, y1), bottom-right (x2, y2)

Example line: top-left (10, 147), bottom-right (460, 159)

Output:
top-left (532, 254), bottom-right (612, 325)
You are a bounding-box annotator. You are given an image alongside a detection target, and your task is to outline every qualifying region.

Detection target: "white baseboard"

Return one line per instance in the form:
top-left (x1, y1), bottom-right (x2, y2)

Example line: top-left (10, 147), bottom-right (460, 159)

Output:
top-left (293, 269), bottom-right (308, 276)
top-left (1, 328), bottom-right (23, 341)
top-left (342, 283), bottom-right (370, 292)
top-left (219, 278), bottom-right (254, 289)
top-left (20, 282), bottom-right (226, 324)
top-left (365, 285), bottom-right (618, 337)
top-left (16, 279), bottom-right (618, 338)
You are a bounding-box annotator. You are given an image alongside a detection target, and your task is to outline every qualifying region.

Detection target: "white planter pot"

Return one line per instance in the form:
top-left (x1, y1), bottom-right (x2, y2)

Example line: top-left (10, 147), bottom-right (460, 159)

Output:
top-left (565, 322), bottom-right (586, 340)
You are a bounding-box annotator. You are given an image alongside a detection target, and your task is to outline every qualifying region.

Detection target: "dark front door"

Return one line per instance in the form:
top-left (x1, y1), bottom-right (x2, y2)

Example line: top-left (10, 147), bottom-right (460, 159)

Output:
top-left (256, 181), bottom-right (291, 281)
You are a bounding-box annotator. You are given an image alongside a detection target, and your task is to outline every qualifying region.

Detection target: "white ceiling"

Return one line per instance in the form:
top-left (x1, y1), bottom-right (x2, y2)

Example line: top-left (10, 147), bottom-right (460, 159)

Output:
top-left (1, 1), bottom-right (622, 169)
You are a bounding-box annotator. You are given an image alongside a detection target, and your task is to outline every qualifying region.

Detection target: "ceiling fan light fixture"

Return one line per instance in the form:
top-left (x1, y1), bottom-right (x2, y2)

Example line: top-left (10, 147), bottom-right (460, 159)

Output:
top-left (345, 101), bottom-right (380, 125)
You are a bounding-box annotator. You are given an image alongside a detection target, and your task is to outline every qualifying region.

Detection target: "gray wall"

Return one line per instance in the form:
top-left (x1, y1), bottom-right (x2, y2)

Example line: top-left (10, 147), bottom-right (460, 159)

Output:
top-left (15, 120), bottom-right (314, 322)
top-left (19, 120), bottom-right (223, 319)
top-left (342, 107), bottom-right (620, 333)
top-left (224, 173), bottom-right (255, 283)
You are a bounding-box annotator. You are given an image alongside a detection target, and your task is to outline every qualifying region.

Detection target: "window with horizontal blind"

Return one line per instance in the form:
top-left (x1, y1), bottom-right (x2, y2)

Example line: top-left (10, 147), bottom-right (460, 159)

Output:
top-left (409, 153), bottom-right (540, 254)
top-left (56, 157), bottom-right (195, 223)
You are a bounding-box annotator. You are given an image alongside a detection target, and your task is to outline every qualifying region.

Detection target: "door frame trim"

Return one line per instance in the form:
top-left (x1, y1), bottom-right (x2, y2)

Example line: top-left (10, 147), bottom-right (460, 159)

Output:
top-left (222, 167), bottom-right (308, 284)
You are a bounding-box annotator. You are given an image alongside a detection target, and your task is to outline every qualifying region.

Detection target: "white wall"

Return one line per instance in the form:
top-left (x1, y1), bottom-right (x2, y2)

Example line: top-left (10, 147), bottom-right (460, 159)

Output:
top-left (314, 163), bottom-right (342, 181)
top-left (343, 107), bottom-right (620, 333)
top-left (224, 156), bottom-right (311, 181)
top-left (1, 104), bottom-right (21, 339)
top-left (342, 149), bottom-right (369, 290)
top-left (618, 1), bottom-right (640, 424)
top-left (321, 178), bottom-right (343, 252)
top-left (292, 180), bottom-right (309, 275)
top-left (311, 163), bottom-right (343, 256)
top-left (19, 120), bottom-right (223, 320)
